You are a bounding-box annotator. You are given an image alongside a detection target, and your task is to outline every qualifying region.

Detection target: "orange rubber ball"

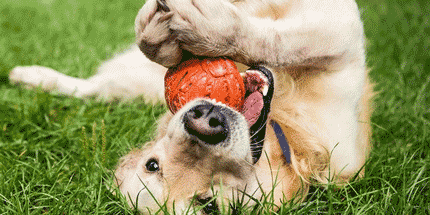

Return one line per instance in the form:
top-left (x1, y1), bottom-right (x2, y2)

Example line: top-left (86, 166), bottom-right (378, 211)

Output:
top-left (165, 58), bottom-right (245, 113)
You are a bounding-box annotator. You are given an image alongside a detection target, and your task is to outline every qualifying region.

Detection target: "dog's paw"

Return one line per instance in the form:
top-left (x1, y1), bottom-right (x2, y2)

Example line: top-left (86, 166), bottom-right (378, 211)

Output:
top-left (135, 0), bottom-right (182, 67)
top-left (9, 66), bottom-right (60, 90)
top-left (168, 0), bottom-right (244, 58)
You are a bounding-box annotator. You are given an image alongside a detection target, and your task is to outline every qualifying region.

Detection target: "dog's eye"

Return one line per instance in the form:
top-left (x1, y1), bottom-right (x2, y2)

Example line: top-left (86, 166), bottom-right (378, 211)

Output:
top-left (145, 159), bottom-right (159, 172)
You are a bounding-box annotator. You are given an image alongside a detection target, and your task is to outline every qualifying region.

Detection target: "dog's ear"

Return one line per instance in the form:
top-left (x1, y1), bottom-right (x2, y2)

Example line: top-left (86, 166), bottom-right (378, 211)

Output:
top-left (284, 125), bottom-right (329, 183)
top-left (269, 108), bottom-right (330, 184)
top-left (155, 112), bottom-right (173, 140)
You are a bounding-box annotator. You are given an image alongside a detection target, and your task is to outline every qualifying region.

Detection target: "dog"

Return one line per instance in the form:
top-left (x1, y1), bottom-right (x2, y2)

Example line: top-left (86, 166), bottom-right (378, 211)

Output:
top-left (9, 0), bottom-right (372, 213)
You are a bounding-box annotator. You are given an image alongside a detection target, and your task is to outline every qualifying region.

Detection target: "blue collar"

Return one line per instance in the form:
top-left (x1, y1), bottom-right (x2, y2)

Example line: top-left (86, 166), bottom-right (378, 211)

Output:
top-left (270, 120), bottom-right (291, 163)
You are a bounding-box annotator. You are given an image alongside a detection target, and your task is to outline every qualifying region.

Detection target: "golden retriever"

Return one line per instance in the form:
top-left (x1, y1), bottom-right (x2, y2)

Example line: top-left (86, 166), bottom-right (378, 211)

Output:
top-left (9, 0), bottom-right (372, 213)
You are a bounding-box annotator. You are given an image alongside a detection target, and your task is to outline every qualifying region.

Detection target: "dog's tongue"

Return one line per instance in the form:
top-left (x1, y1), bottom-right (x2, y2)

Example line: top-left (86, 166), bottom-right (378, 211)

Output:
top-left (240, 66), bottom-right (274, 164)
top-left (241, 91), bottom-right (264, 127)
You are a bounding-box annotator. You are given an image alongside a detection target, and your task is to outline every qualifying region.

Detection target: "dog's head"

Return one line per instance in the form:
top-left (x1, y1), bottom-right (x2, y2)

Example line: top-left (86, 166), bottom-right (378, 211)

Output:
top-left (115, 67), bottom-right (275, 214)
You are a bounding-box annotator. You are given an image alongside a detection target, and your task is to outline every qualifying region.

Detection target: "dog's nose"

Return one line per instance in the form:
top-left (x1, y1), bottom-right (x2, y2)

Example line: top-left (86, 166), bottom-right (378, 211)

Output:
top-left (183, 104), bottom-right (228, 145)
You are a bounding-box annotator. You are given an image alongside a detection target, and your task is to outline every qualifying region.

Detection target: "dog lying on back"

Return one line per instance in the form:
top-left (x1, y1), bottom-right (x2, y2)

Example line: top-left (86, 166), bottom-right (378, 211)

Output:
top-left (9, 0), bottom-right (372, 213)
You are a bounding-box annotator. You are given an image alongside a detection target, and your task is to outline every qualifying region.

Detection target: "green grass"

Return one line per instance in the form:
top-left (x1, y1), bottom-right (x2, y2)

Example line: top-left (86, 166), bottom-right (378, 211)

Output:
top-left (0, 0), bottom-right (429, 214)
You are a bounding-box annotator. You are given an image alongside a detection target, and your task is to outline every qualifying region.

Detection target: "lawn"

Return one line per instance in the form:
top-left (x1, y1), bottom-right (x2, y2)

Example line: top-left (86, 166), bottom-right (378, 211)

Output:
top-left (0, 0), bottom-right (429, 214)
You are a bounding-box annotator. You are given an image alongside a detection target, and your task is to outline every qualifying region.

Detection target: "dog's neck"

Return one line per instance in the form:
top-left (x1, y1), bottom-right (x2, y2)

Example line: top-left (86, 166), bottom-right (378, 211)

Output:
top-left (270, 120), bottom-right (291, 163)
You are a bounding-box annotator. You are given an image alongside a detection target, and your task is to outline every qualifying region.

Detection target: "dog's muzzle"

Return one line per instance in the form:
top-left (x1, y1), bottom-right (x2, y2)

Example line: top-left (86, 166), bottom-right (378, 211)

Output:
top-left (183, 104), bottom-right (228, 145)
top-left (181, 66), bottom-right (275, 164)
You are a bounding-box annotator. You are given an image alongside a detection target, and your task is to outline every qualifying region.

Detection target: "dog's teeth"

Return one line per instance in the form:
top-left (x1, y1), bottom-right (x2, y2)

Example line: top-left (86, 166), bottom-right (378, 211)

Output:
top-left (240, 72), bottom-right (246, 78)
top-left (257, 72), bottom-right (268, 83)
top-left (261, 75), bottom-right (268, 83)
top-left (261, 85), bottom-right (269, 96)
top-left (246, 70), bottom-right (268, 82)
top-left (245, 70), bottom-right (257, 75)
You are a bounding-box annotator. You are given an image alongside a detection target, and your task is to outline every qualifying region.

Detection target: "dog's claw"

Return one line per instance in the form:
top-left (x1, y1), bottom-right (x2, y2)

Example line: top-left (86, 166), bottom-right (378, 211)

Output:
top-left (260, 85), bottom-right (269, 96)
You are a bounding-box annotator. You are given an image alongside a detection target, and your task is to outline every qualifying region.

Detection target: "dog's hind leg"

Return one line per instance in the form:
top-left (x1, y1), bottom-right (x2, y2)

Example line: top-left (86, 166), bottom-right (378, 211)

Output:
top-left (9, 45), bottom-right (167, 104)
top-left (9, 65), bottom-right (97, 98)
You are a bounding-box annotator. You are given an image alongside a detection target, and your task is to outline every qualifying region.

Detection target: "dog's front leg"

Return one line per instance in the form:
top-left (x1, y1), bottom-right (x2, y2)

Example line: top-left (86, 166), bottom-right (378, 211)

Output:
top-left (159, 0), bottom-right (365, 68)
top-left (136, 0), bottom-right (247, 67)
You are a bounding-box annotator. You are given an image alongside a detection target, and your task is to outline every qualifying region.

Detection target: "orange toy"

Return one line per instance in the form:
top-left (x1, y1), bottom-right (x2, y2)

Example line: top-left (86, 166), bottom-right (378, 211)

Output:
top-left (165, 58), bottom-right (245, 113)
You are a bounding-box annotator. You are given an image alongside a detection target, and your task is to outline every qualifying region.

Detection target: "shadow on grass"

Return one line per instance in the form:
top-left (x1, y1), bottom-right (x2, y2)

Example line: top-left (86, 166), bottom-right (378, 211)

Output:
top-left (0, 75), bottom-right (9, 86)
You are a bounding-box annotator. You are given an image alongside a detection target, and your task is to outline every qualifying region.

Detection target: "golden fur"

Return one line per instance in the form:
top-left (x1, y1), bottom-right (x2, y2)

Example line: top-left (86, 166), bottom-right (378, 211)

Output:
top-left (9, 0), bottom-right (373, 213)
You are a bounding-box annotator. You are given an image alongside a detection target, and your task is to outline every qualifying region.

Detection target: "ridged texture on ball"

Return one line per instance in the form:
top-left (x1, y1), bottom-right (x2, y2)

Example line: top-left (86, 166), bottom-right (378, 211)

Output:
top-left (165, 58), bottom-right (245, 113)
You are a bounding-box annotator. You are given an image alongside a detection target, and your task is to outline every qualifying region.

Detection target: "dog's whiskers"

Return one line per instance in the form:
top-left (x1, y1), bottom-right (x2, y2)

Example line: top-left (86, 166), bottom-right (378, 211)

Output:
top-left (251, 147), bottom-right (263, 152)
top-left (250, 139), bottom-right (265, 146)
top-left (249, 118), bottom-right (270, 139)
